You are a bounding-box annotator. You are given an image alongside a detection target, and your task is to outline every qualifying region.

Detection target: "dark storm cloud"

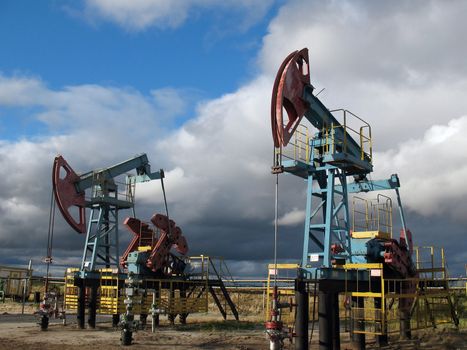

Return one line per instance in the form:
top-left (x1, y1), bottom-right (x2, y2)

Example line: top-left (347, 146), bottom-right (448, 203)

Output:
top-left (1, 0), bottom-right (467, 279)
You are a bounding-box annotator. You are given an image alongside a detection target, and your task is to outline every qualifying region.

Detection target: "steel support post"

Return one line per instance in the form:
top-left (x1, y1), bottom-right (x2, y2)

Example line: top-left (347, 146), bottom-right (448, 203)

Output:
top-left (319, 291), bottom-right (340, 350)
top-left (153, 288), bottom-right (160, 327)
top-left (140, 314), bottom-right (148, 329)
top-left (399, 309), bottom-right (411, 340)
top-left (112, 314), bottom-right (120, 327)
top-left (332, 292), bottom-right (340, 350)
top-left (180, 285), bottom-right (187, 324)
top-left (76, 278), bottom-right (86, 329)
top-left (295, 279), bottom-right (309, 350)
top-left (88, 280), bottom-right (98, 328)
top-left (168, 287), bottom-right (175, 325)
top-left (350, 297), bottom-right (365, 350)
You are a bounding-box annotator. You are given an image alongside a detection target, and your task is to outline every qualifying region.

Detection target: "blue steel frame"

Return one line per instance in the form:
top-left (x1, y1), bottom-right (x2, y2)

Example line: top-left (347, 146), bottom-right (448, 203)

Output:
top-left (278, 90), bottom-right (373, 278)
top-left (74, 154), bottom-right (162, 279)
top-left (339, 174), bottom-right (407, 235)
top-left (302, 163), bottom-right (351, 269)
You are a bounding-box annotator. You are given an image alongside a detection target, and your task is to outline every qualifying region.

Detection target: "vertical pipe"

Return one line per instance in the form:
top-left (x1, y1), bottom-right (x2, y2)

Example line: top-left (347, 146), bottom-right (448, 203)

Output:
top-left (88, 281), bottom-right (98, 328)
top-left (399, 310), bottom-right (411, 340)
top-left (151, 292), bottom-right (157, 333)
top-left (112, 314), bottom-right (120, 327)
top-left (295, 279), bottom-right (309, 350)
top-left (77, 278), bottom-right (85, 329)
top-left (180, 284), bottom-right (187, 324)
top-left (319, 291), bottom-right (333, 350)
top-left (331, 293), bottom-right (340, 350)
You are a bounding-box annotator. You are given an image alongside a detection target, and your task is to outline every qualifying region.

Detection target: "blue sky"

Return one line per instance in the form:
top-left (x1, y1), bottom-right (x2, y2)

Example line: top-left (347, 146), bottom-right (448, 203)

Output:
top-left (0, 1), bottom-right (278, 139)
top-left (1, 0), bottom-right (467, 277)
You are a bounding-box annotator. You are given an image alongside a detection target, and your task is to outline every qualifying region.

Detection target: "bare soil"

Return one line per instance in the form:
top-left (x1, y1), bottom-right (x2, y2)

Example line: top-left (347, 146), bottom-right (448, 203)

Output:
top-left (0, 302), bottom-right (466, 349)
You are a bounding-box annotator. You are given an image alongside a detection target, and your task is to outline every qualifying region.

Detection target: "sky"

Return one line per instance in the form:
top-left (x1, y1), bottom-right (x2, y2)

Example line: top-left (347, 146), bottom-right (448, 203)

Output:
top-left (1, 0), bottom-right (466, 278)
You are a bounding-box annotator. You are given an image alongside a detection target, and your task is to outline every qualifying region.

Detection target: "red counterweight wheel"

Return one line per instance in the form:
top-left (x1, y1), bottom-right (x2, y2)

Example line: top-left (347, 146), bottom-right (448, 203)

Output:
top-left (271, 48), bottom-right (310, 148)
top-left (52, 155), bottom-right (86, 233)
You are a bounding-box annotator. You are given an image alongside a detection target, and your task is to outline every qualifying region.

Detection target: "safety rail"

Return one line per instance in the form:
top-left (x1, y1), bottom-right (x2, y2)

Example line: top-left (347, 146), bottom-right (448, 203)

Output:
top-left (343, 263), bottom-right (386, 335)
top-left (64, 268), bottom-right (79, 311)
top-left (64, 267), bottom-right (209, 316)
top-left (329, 109), bottom-right (372, 162)
top-left (343, 260), bottom-right (459, 337)
top-left (415, 246), bottom-right (447, 280)
top-left (186, 256), bottom-right (211, 280)
top-left (84, 175), bottom-right (136, 205)
top-left (352, 194), bottom-right (393, 237)
top-left (274, 124), bottom-right (310, 165)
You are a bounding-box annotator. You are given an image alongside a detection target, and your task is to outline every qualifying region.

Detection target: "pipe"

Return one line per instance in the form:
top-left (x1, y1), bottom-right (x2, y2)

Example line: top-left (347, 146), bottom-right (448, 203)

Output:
top-left (294, 279), bottom-right (308, 350)
top-left (88, 281), bottom-right (98, 328)
top-left (77, 278), bottom-right (85, 329)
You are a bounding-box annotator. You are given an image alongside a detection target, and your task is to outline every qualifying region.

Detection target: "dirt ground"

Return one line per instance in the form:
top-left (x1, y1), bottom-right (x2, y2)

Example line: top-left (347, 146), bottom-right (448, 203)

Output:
top-left (0, 302), bottom-right (466, 349)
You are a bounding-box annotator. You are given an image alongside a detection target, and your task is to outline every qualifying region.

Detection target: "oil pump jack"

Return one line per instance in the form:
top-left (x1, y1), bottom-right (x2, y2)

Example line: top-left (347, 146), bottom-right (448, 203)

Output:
top-left (267, 49), bottom-right (417, 350)
top-left (52, 153), bottom-right (164, 329)
top-left (52, 154), bottom-right (238, 344)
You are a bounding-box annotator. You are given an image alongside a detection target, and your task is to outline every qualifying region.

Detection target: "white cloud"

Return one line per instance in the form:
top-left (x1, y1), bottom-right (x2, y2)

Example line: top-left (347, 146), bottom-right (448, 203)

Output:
top-left (2, 1), bottom-right (467, 274)
top-left (83, 0), bottom-right (273, 31)
top-left (374, 115), bottom-right (467, 221)
top-left (276, 208), bottom-right (305, 226)
top-left (257, 0), bottom-right (467, 151)
top-left (0, 74), bottom-right (50, 106)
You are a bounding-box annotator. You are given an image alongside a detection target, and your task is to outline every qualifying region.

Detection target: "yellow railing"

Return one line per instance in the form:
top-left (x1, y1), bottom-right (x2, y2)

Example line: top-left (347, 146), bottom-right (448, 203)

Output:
top-left (415, 246), bottom-right (446, 280)
top-left (329, 109), bottom-right (372, 162)
top-left (274, 124), bottom-right (310, 165)
top-left (343, 256), bottom-right (458, 336)
top-left (352, 194), bottom-right (393, 237)
top-left (64, 268), bottom-right (79, 311)
top-left (274, 110), bottom-right (372, 168)
top-left (344, 263), bottom-right (386, 335)
top-left (63, 263), bottom-right (210, 316)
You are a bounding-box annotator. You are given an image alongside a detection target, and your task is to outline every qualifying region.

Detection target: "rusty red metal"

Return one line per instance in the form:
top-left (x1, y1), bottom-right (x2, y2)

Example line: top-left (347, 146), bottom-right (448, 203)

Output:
top-left (120, 217), bottom-right (155, 268)
top-left (265, 320), bottom-right (283, 330)
top-left (120, 213), bottom-right (189, 275)
top-left (383, 236), bottom-right (415, 277)
top-left (271, 48), bottom-right (310, 148)
top-left (52, 155), bottom-right (86, 233)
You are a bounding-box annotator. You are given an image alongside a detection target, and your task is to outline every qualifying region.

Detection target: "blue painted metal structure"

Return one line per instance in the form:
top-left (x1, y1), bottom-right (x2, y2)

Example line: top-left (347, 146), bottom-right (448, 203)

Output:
top-left (55, 154), bottom-right (163, 279)
top-left (339, 173), bottom-right (407, 235)
top-left (278, 93), bottom-right (373, 277)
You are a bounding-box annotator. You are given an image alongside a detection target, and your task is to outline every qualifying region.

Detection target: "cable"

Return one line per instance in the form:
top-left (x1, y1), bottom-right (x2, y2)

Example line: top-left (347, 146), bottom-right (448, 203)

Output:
top-left (274, 173), bottom-right (279, 288)
top-left (160, 170), bottom-right (172, 238)
top-left (45, 189), bottom-right (56, 294)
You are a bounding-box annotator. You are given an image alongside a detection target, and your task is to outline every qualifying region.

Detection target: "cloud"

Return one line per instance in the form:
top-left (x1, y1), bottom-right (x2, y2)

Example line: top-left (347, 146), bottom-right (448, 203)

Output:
top-left (276, 208), bottom-right (305, 226)
top-left (0, 74), bottom-right (50, 106)
top-left (259, 0), bottom-right (467, 86)
top-left (374, 115), bottom-right (467, 221)
top-left (83, 0), bottom-right (274, 31)
top-left (2, 0), bottom-right (467, 276)
top-left (257, 0), bottom-right (467, 151)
